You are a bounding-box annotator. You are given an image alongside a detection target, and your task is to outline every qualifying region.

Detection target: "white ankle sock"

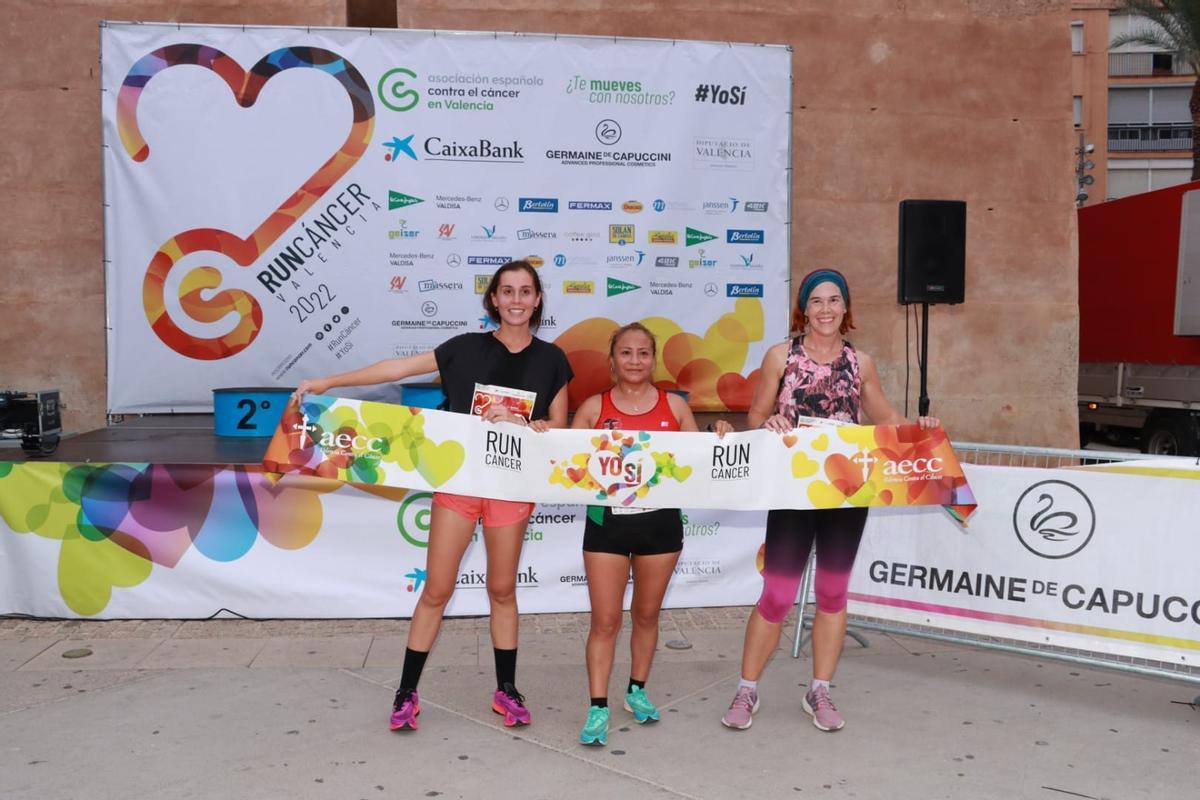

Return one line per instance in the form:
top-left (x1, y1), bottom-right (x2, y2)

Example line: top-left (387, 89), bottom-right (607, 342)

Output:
top-left (738, 678), bottom-right (758, 692)
top-left (810, 679), bottom-right (830, 692)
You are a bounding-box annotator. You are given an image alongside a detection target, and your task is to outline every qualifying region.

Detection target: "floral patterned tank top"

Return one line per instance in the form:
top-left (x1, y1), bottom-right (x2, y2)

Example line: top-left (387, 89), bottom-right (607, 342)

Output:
top-left (774, 336), bottom-right (861, 425)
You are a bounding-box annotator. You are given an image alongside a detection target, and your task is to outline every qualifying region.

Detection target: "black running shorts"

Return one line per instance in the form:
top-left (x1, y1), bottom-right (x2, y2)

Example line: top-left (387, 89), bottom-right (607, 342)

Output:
top-left (582, 507), bottom-right (684, 556)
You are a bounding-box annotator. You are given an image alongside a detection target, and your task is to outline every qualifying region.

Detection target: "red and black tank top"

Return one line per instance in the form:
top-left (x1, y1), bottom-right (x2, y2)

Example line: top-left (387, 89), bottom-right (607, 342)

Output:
top-left (596, 389), bottom-right (680, 431)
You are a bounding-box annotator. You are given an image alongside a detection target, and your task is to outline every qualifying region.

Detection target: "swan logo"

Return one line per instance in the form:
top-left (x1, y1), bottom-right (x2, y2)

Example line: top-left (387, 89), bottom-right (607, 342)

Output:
top-left (1012, 480), bottom-right (1096, 559)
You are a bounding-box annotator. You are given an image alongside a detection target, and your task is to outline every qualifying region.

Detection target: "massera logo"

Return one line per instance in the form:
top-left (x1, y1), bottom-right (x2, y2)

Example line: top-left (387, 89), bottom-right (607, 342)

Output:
top-left (120, 44), bottom-right (376, 360)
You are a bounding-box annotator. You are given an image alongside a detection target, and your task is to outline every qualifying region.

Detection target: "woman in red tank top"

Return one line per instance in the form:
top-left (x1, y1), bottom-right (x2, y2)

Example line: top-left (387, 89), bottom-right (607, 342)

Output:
top-left (570, 323), bottom-right (731, 746)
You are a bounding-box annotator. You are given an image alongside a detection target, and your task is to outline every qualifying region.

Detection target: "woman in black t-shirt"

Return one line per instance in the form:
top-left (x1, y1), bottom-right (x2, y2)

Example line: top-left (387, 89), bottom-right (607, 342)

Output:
top-left (294, 260), bottom-right (572, 732)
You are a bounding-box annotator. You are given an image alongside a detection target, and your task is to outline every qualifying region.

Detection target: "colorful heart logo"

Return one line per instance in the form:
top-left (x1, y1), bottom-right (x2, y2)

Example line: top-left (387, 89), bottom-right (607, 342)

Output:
top-left (587, 450), bottom-right (656, 505)
top-left (415, 439), bottom-right (466, 488)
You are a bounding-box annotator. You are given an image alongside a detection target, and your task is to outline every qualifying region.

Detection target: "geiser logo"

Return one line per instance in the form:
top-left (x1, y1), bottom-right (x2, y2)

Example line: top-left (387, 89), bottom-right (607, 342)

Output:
top-left (1012, 480), bottom-right (1096, 559)
top-left (688, 249), bottom-right (717, 269)
top-left (123, 44), bottom-right (378, 361)
top-left (519, 197), bottom-right (559, 212)
top-left (726, 283), bottom-right (763, 297)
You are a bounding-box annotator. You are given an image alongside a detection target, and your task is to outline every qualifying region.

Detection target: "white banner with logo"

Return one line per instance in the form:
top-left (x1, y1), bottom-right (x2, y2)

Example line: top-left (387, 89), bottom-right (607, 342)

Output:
top-left (101, 22), bottom-right (791, 413)
top-left (849, 463), bottom-right (1200, 666)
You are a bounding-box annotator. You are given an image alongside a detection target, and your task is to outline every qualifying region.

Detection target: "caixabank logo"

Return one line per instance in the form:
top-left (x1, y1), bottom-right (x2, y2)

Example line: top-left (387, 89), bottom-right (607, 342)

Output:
top-left (120, 44), bottom-right (377, 360)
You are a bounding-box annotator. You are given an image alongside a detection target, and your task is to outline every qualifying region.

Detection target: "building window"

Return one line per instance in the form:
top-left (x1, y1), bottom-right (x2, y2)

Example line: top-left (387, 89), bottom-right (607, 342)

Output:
top-left (1071, 22), bottom-right (1084, 54)
top-left (1152, 52), bottom-right (1175, 74)
top-left (1074, 96), bottom-right (1083, 127)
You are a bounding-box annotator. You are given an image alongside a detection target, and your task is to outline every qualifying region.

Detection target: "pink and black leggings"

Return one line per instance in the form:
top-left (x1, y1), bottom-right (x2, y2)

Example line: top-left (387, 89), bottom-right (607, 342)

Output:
top-left (754, 508), bottom-right (868, 623)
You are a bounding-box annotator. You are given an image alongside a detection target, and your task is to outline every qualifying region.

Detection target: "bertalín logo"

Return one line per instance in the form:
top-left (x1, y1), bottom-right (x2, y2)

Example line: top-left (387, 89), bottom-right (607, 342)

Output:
top-left (687, 227), bottom-right (717, 246)
top-left (389, 191), bottom-right (424, 210)
top-left (607, 277), bottom-right (641, 297)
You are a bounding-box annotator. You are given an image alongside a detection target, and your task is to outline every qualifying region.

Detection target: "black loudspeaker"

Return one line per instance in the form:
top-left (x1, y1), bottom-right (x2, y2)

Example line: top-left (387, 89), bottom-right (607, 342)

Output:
top-left (897, 199), bottom-right (966, 304)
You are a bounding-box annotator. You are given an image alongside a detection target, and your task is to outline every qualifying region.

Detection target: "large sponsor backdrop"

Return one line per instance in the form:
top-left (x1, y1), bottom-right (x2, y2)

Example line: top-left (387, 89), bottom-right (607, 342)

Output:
top-left (102, 23), bottom-right (791, 414)
top-left (1, 458), bottom-right (1196, 670)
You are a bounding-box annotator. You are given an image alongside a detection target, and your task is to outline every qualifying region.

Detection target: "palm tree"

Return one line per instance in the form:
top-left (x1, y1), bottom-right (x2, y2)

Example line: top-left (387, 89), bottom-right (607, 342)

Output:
top-left (1111, 1), bottom-right (1200, 178)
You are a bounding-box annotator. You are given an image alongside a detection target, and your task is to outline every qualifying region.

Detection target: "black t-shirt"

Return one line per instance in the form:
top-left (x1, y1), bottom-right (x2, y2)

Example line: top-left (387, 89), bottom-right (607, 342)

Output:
top-left (434, 332), bottom-right (573, 421)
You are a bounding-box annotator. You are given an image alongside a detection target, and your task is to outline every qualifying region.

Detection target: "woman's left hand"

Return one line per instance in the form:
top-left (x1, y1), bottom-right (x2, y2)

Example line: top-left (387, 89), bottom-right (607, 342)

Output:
top-left (482, 405), bottom-right (526, 426)
top-left (916, 415), bottom-right (941, 430)
top-left (710, 419), bottom-right (734, 439)
top-left (528, 419), bottom-right (550, 433)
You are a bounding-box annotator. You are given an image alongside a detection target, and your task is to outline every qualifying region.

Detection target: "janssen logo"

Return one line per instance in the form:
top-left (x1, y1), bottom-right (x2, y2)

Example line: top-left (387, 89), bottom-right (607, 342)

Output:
top-left (606, 250), bottom-right (646, 267)
top-left (726, 283), bottom-right (763, 298)
top-left (726, 229), bottom-right (764, 244)
top-left (519, 197), bottom-right (559, 212)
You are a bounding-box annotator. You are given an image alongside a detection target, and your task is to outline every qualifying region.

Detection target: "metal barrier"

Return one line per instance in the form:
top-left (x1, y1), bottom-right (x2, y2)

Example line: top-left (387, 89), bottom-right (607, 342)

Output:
top-left (790, 442), bottom-right (1200, 687)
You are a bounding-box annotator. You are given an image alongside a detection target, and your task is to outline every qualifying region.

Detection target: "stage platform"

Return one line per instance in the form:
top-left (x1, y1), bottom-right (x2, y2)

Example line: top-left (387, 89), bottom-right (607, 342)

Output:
top-left (0, 415), bottom-right (269, 465)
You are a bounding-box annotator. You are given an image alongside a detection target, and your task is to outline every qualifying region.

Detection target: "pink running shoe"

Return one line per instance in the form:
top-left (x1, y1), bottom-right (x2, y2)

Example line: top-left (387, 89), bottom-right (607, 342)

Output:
top-left (802, 684), bottom-right (845, 732)
top-left (721, 685), bottom-right (759, 730)
top-left (389, 688), bottom-right (420, 731)
top-left (491, 682), bottom-right (532, 727)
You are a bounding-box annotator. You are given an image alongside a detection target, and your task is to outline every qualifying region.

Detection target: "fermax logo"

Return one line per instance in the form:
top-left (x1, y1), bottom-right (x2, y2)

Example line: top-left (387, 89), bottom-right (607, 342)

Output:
top-left (607, 277), bottom-right (640, 297)
top-left (1012, 480), bottom-right (1096, 559)
top-left (687, 227), bottom-right (717, 246)
top-left (519, 197), bottom-right (559, 212)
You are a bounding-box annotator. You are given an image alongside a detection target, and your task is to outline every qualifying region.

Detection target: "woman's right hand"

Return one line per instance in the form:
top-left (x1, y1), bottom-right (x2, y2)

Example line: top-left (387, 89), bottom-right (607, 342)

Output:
top-left (292, 378), bottom-right (332, 405)
top-left (760, 414), bottom-right (793, 434)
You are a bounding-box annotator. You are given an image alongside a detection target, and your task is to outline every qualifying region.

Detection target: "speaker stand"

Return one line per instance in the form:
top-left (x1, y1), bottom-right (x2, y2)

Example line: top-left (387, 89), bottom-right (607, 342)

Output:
top-left (918, 302), bottom-right (931, 417)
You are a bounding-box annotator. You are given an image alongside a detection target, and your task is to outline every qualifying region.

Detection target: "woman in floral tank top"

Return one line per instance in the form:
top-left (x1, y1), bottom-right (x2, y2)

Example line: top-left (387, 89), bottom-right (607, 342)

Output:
top-left (721, 269), bottom-right (940, 734)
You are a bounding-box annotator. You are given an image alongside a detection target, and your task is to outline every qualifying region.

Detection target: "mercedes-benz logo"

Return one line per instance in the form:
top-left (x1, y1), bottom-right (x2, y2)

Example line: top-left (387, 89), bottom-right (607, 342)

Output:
top-left (595, 119), bottom-right (622, 146)
top-left (421, 301), bottom-right (438, 317)
top-left (494, 197), bottom-right (510, 211)
top-left (704, 283), bottom-right (718, 297)
top-left (1012, 479), bottom-right (1096, 559)
top-left (446, 253), bottom-right (461, 268)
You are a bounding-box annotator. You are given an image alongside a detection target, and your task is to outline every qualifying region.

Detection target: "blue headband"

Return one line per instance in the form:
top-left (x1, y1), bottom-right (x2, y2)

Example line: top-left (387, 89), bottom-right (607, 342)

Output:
top-left (798, 269), bottom-right (850, 308)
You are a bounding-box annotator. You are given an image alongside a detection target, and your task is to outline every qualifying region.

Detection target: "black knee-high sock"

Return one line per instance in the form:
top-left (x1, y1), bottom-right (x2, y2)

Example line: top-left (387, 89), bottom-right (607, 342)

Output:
top-left (494, 647), bottom-right (517, 689)
top-left (398, 647), bottom-right (429, 693)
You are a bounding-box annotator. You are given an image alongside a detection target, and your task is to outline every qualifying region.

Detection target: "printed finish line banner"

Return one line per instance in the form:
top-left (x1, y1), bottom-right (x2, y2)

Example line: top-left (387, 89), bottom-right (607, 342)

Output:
top-left (849, 463), bottom-right (1200, 666)
top-left (262, 396), bottom-right (978, 516)
top-left (101, 23), bottom-right (791, 413)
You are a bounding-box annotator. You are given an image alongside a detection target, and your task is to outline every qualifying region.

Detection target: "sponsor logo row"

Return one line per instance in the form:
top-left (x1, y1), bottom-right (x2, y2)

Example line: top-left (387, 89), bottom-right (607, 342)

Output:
top-left (389, 274), bottom-right (762, 299)
top-left (382, 131), bottom-right (756, 171)
top-left (389, 190), bottom-right (769, 215)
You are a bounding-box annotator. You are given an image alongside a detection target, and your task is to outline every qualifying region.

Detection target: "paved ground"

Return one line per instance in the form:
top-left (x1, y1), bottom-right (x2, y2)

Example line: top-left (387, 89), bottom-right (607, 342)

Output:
top-left (1, 608), bottom-right (1196, 800)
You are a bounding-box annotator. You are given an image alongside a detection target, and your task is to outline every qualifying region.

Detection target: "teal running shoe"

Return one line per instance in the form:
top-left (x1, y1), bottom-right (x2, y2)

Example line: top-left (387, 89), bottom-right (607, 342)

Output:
top-left (579, 705), bottom-right (609, 746)
top-left (623, 685), bottom-right (661, 723)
